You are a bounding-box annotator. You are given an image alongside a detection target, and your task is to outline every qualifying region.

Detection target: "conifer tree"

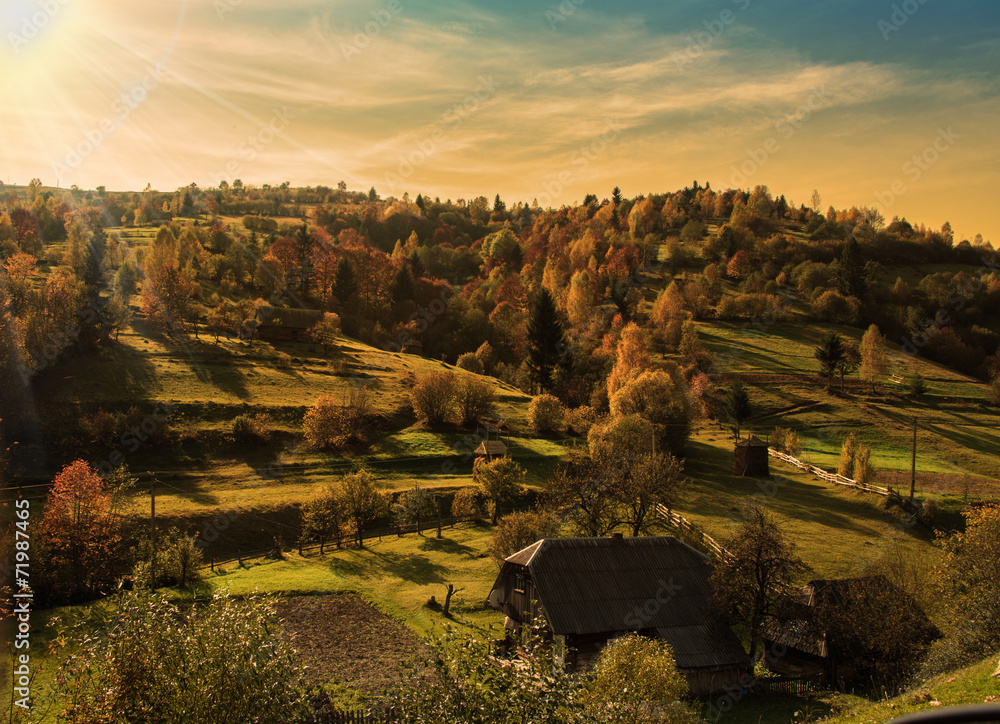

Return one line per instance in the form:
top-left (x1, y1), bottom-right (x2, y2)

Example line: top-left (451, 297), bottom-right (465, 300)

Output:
top-left (526, 287), bottom-right (566, 392)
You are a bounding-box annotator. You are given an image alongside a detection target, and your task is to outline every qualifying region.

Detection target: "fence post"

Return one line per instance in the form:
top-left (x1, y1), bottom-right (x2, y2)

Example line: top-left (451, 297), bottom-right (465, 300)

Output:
top-left (211, 558), bottom-right (214, 572)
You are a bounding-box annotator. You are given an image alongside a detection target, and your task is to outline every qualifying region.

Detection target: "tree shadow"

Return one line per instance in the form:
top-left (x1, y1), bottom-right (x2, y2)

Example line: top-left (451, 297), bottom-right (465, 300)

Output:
top-left (419, 536), bottom-right (476, 557)
top-left (334, 549), bottom-right (449, 584)
top-left (191, 342), bottom-right (251, 399)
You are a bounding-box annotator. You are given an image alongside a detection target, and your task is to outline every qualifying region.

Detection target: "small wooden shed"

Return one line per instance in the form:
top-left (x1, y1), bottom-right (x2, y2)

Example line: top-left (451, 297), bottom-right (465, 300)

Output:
top-left (734, 435), bottom-right (769, 477)
top-left (486, 536), bottom-right (750, 696)
top-left (473, 417), bottom-right (509, 477)
top-left (256, 307), bottom-right (323, 342)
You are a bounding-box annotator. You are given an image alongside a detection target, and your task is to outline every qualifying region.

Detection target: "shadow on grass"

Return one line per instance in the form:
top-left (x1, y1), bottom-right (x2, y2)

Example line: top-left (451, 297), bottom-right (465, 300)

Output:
top-left (712, 690), bottom-right (835, 724)
top-left (684, 439), bottom-right (934, 542)
top-left (419, 536), bottom-right (476, 557)
top-left (333, 549), bottom-right (449, 585)
top-left (194, 343), bottom-right (252, 400)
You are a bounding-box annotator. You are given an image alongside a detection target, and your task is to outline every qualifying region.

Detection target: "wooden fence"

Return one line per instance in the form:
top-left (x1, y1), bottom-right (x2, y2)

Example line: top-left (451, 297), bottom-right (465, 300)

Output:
top-left (767, 449), bottom-right (890, 496)
top-left (311, 708), bottom-right (394, 723)
top-left (753, 673), bottom-right (825, 696)
top-left (767, 448), bottom-right (951, 533)
top-left (655, 504), bottom-right (731, 560)
top-left (201, 515), bottom-right (473, 571)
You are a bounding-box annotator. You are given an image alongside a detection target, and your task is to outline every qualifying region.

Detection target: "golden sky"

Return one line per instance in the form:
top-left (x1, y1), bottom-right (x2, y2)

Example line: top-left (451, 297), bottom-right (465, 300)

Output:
top-left (2, 0), bottom-right (998, 243)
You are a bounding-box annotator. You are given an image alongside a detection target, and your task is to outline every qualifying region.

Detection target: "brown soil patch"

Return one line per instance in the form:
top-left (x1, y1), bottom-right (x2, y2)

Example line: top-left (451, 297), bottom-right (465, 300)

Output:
top-left (276, 593), bottom-right (431, 694)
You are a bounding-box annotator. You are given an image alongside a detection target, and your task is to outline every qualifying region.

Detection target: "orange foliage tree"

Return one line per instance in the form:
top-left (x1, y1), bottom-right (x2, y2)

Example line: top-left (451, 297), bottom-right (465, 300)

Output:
top-left (38, 460), bottom-right (123, 602)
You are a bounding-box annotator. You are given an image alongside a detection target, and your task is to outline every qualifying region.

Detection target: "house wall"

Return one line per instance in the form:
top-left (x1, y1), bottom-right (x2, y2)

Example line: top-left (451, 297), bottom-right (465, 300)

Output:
top-left (764, 643), bottom-right (825, 677)
top-left (685, 668), bottom-right (748, 697)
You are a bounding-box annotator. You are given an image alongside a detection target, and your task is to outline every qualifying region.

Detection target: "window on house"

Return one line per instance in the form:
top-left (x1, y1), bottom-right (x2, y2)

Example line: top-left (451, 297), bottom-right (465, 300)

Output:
top-left (514, 573), bottom-right (525, 592)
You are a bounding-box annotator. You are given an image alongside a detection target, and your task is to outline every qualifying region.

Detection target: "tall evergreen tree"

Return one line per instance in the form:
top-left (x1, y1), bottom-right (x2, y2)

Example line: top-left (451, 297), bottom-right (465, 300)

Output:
top-left (837, 237), bottom-right (867, 298)
top-left (295, 224), bottom-right (312, 295)
top-left (526, 288), bottom-right (566, 392)
top-left (815, 332), bottom-right (845, 390)
top-left (725, 381), bottom-right (753, 440)
top-left (390, 265), bottom-right (414, 307)
top-left (332, 257), bottom-right (357, 307)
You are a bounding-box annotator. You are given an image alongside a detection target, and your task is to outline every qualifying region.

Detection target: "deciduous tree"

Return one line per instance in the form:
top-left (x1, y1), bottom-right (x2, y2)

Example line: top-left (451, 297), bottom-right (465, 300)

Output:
top-left (38, 460), bottom-right (123, 602)
top-left (859, 323), bottom-right (888, 393)
top-left (478, 457), bottom-right (526, 524)
top-left (711, 501), bottom-right (808, 664)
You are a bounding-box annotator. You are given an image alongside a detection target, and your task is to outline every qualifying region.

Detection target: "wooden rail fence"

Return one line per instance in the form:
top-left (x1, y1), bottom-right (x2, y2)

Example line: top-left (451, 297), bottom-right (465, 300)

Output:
top-left (767, 448), bottom-right (891, 496)
top-left (767, 448), bottom-right (951, 533)
top-left (655, 504), bottom-right (731, 560)
top-left (201, 515), bottom-right (473, 572)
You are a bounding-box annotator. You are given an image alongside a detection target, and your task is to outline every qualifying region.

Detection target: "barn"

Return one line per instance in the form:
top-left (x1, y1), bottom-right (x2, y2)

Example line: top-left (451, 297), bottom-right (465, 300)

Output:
top-left (256, 307), bottom-right (324, 343)
top-left (734, 435), bottom-right (769, 476)
top-left (486, 535), bottom-right (750, 696)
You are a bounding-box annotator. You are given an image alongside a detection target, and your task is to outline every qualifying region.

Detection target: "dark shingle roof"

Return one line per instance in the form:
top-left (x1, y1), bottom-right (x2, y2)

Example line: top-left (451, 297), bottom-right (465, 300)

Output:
top-left (503, 537), bottom-right (748, 672)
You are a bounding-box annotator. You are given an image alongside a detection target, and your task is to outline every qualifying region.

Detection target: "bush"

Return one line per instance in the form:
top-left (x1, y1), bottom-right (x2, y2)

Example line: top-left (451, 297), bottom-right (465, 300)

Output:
top-left (488, 509), bottom-right (559, 566)
top-left (302, 389), bottom-right (371, 450)
top-left (455, 352), bottom-right (484, 375)
top-left (231, 413), bottom-right (273, 443)
top-left (450, 487), bottom-right (482, 522)
top-left (454, 375), bottom-right (496, 427)
top-left (586, 634), bottom-right (699, 723)
top-left (770, 427), bottom-right (801, 456)
top-left (52, 590), bottom-right (314, 723)
top-left (276, 351), bottom-right (292, 368)
top-left (411, 371), bottom-right (456, 426)
top-left (81, 408), bottom-right (121, 445)
top-left (811, 290), bottom-right (860, 325)
top-left (565, 405), bottom-right (596, 436)
top-left (134, 527), bottom-right (203, 588)
top-left (528, 394), bottom-right (564, 434)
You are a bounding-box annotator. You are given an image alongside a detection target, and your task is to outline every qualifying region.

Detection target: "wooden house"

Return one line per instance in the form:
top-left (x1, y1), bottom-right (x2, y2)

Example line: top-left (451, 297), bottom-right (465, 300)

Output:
top-left (764, 576), bottom-right (940, 684)
top-left (256, 307), bottom-right (323, 343)
top-left (734, 435), bottom-right (769, 476)
top-left (486, 536), bottom-right (750, 696)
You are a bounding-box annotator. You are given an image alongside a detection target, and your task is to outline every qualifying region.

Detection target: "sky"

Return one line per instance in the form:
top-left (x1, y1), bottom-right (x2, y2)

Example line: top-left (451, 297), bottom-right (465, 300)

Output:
top-left (1, 0), bottom-right (998, 243)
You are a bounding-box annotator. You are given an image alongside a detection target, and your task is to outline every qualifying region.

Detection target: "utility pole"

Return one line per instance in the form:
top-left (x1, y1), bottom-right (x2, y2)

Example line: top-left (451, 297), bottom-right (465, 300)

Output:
top-left (910, 417), bottom-right (917, 502)
top-left (150, 473), bottom-right (157, 588)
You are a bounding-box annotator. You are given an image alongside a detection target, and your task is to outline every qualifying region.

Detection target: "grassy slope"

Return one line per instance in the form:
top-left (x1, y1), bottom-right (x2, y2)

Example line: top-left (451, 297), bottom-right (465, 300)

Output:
top-left (27, 317), bottom-right (540, 516)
